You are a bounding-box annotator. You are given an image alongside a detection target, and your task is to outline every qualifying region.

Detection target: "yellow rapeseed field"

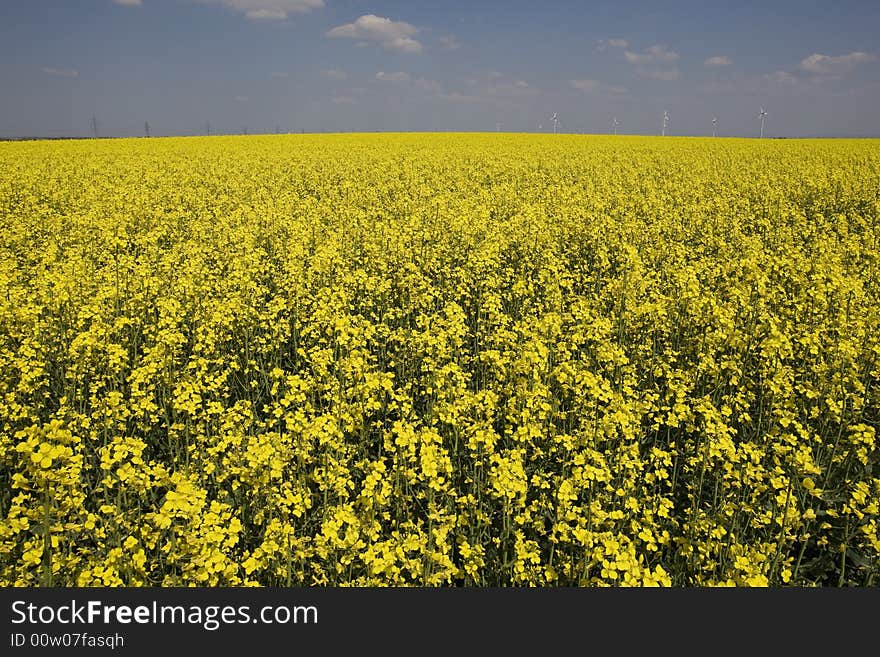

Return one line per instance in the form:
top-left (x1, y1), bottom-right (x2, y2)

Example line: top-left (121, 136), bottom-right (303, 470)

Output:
top-left (0, 133), bottom-right (878, 586)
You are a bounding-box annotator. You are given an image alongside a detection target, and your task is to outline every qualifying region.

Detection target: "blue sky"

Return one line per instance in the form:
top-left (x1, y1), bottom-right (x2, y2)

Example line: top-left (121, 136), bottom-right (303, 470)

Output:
top-left (1, 0), bottom-right (879, 137)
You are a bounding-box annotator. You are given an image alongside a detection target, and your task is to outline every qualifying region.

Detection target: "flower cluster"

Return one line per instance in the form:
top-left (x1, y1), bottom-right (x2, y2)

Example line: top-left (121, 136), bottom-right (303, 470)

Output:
top-left (1, 134), bottom-right (878, 586)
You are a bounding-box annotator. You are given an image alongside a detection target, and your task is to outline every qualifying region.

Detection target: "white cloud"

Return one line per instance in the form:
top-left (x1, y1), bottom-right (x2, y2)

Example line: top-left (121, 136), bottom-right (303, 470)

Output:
top-left (456, 72), bottom-right (536, 100)
top-left (193, 0), bottom-right (323, 21)
top-left (321, 68), bottom-right (348, 79)
top-left (622, 45), bottom-right (681, 81)
top-left (414, 78), bottom-right (442, 92)
top-left (438, 35), bottom-right (461, 50)
top-left (386, 37), bottom-right (422, 53)
top-left (764, 70), bottom-right (798, 85)
top-left (570, 79), bottom-right (599, 91)
top-left (705, 55), bottom-right (732, 67)
top-left (487, 79), bottom-right (536, 97)
top-left (113, 0), bottom-right (142, 6)
top-left (624, 45), bottom-right (680, 65)
top-left (800, 51), bottom-right (877, 75)
top-left (233, 95), bottom-right (249, 101)
top-left (332, 96), bottom-right (355, 104)
top-left (376, 71), bottom-right (410, 82)
top-left (596, 38), bottom-right (628, 51)
top-left (327, 15), bottom-right (422, 52)
top-left (246, 8), bottom-right (285, 19)
top-left (438, 92), bottom-right (484, 103)
top-left (372, 72), bottom-right (441, 92)
top-left (644, 68), bottom-right (680, 81)
top-left (270, 71), bottom-right (288, 78)
top-left (41, 67), bottom-right (79, 78)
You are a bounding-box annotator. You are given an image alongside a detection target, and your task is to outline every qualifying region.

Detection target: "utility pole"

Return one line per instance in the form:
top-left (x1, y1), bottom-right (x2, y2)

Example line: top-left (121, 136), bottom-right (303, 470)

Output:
top-left (144, 121), bottom-right (151, 138)
top-left (206, 121), bottom-right (211, 136)
top-left (91, 115), bottom-right (98, 139)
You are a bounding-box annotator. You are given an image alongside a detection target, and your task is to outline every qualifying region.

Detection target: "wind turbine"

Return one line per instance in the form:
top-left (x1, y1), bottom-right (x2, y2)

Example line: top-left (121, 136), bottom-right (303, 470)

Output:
top-left (759, 107), bottom-right (767, 139)
top-left (712, 116), bottom-right (718, 138)
top-left (662, 110), bottom-right (669, 136)
top-left (612, 116), bottom-right (619, 135)
top-left (551, 112), bottom-right (559, 134)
